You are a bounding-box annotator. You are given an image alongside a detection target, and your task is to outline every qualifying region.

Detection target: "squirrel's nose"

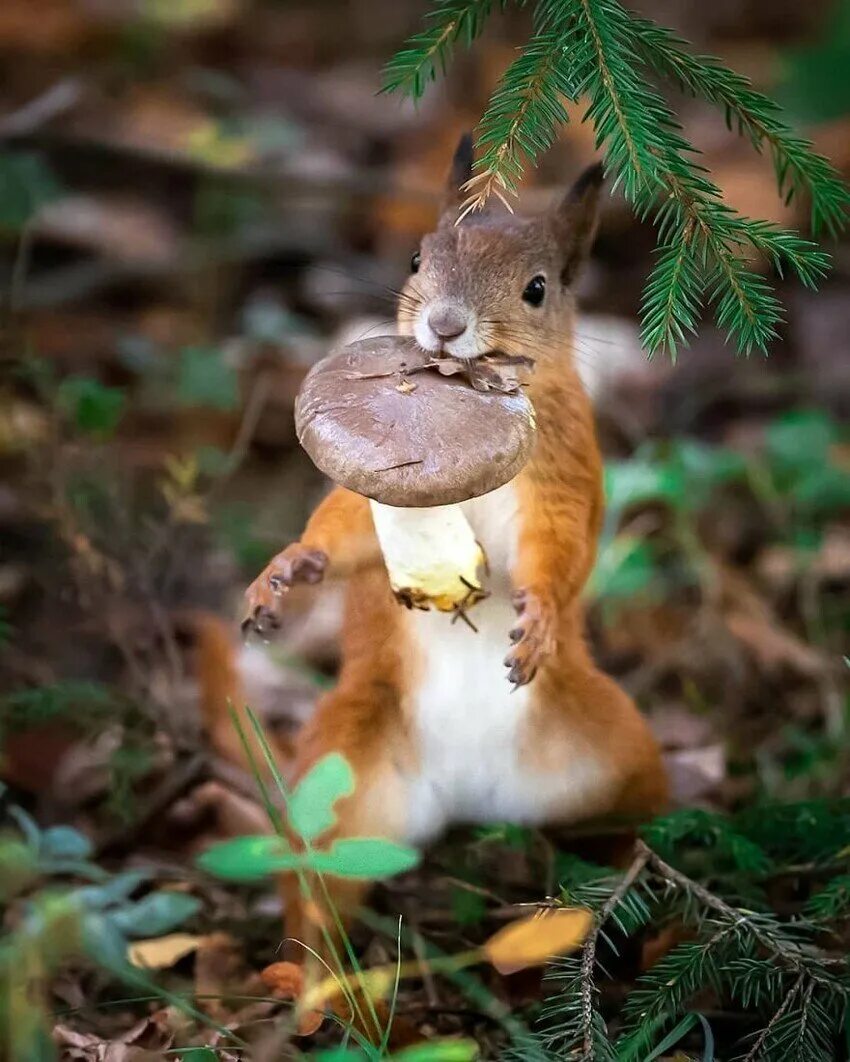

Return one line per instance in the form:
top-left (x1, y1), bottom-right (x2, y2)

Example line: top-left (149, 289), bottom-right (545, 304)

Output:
top-left (428, 305), bottom-right (468, 340)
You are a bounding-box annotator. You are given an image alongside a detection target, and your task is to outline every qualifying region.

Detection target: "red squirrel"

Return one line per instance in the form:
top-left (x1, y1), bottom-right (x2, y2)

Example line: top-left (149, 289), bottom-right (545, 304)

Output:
top-left (238, 136), bottom-right (668, 957)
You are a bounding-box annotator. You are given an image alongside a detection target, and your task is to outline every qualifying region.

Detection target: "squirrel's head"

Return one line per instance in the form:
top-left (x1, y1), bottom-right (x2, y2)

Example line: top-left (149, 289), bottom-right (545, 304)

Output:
top-left (398, 133), bottom-right (603, 361)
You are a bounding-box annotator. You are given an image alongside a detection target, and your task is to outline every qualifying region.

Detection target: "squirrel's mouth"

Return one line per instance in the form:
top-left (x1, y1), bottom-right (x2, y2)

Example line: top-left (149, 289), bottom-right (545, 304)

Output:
top-left (411, 304), bottom-right (484, 361)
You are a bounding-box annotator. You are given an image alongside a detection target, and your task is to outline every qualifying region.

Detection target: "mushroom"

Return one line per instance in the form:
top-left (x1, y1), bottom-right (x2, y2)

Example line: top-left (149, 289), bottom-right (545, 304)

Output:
top-left (295, 337), bottom-right (536, 613)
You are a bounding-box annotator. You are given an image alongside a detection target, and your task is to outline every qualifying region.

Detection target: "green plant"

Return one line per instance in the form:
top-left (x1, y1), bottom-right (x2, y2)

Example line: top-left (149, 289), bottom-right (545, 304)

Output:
top-left (0, 151), bottom-right (62, 232)
top-left (523, 804), bottom-right (850, 1060)
top-left (0, 682), bottom-right (156, 822)
top-left (197, 711), bottom-right (598, 1055)
top-left (590, 411), bottom-right (849, 606)
top-left (0, 791), bottom-right (201, 1061)
top-left (383, 1), bottom-right (849, 357)
top-left (198, 751), bottom-right (421, 883)
top-left (56, 376), bottom-right (127, 439)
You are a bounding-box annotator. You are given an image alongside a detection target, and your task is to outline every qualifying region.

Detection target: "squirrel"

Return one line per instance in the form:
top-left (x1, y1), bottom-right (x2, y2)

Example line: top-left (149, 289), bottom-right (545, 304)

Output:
top-left (238, 135), bottom-right (668, 971)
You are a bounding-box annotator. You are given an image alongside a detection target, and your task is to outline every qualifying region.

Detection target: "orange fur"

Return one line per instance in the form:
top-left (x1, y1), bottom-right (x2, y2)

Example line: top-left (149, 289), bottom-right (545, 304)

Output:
top-left (184, 611), bottom-right (292, 779)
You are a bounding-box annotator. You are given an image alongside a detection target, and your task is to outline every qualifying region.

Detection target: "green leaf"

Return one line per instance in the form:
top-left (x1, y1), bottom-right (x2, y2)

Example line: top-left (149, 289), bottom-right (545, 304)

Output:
top-left (0, 151), bottom-right (62, 230)
top-left (179, 1049), bottom-right (219, 1061)
top-left (288, 753), bottom-right (355, 842)
top-left (766, 409), bottom-right (837, 473)
top-left (794, 465), bottom-right (850, 515)
top-left (450, 886), bottom-right (488, 927)
top-left (196, 835), bottom-right (301, 881)
top-left (56, 377), bottom-right (126, 437)
top-left (590, 536), bottom-right (657, 602)
top-left (0, 838), bottom-right (38, 900)
top-left (392, 1039), bottom-right (479, 1061)
top-left (40, 826), bottom-right (92, 861)
top-left (670, 439), bottom-right (746, 491)
top-left (604, 457), bottom-right (684, 513)
top-left (77, 870), bottom-right (150, 909)
top-left (81, 911), bottom-right (147, 985)
top-left (176, 346), bottom-right (238, 411)
top-left (309, 837), bottom-right (420, 880)
top-left (313, 1051), bottom-right (366, 1062)
top-left (110, 892), bottom-right (201, 937)
top-left (778, 1), bottom-right (850, 124)
top-left (644, 1012), bottom-right (699, 1060)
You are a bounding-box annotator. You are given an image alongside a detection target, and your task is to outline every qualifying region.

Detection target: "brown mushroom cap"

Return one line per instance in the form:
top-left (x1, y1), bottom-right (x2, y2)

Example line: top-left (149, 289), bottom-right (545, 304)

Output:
top-left (295, 337), bottom-right (536, 507)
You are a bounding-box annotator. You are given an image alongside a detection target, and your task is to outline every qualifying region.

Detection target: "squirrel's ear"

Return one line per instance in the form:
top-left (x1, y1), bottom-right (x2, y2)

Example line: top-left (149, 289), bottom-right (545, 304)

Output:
top-left (440, 132), bottom-right (475, 217)
top-left (552, 162), bottom-right (605, 284)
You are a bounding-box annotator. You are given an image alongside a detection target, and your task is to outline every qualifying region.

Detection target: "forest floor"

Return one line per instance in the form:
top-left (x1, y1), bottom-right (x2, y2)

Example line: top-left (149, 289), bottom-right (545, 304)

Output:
top-left (0, 1), bottom-right (848, 1058)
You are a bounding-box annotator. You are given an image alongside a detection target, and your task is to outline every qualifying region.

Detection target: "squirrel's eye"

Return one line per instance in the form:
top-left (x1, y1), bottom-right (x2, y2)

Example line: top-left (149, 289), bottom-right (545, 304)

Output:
top-left (410, 251), bottom-right (421, 274)
top-left (522, 275), bottom-right (546, 307)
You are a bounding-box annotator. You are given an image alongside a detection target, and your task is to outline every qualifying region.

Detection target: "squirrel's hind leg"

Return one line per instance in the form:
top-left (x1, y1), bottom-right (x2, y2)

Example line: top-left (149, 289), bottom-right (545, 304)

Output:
top-left (270, 679), bottom-right (415, 1030)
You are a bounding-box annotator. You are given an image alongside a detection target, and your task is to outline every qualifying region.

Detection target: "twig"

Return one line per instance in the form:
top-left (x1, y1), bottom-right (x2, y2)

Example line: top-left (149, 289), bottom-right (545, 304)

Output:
top-left (636, 840), bottom-right (742, 924)
top-left (411, 919), bottom-right (440, 1008)
top-left (0, 78), bottom-right (82, 137)
top-left (580, 844), bottom-right (650, 1057)
top-left (741, 973), bottom-right (804, 1062)
top-left (637, 842), bottom-right (845, 978)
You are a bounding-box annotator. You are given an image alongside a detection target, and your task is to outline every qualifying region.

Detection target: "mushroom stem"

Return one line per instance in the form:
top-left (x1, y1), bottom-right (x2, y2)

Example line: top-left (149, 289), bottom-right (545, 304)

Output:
top-left (368, 500), bottom-right (487, 613)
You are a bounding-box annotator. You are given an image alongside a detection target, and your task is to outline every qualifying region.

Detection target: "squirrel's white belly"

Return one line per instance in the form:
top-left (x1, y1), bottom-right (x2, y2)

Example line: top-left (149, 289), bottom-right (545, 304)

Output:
top-left (400, 483), bottom-right (609, 844)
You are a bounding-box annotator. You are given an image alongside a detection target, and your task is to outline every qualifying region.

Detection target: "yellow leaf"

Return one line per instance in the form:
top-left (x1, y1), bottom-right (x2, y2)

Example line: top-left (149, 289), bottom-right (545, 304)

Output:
top-left (301, 965), bottom-right (395, 1012)
top-left (483, 907), bottom-right (593, 975)
top-left (128, 933), bottom-right (205, 969)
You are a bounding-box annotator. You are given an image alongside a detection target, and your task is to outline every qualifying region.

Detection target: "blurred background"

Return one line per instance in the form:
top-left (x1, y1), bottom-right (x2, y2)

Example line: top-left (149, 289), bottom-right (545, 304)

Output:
top-left (0, 0), bottom-right (848, 1053)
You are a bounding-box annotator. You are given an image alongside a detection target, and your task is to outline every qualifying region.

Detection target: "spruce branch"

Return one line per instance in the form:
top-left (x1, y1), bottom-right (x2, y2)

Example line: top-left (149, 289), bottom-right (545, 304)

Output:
top-left (578, 846), bottom-right (649, 1059)
top-left (381, 0), bottom-right (502, 99)
top-left (383, 0), bottom-right (849, 358)
top-left (625, 13), bottom-right (850, 237)
top-left (462, 23), bottom-right (580, 216)
top-left (739, 973), bottom-right (805, 1062)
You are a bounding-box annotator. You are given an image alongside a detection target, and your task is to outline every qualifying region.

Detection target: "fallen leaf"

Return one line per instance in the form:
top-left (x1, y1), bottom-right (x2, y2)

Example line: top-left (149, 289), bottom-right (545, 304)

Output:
top-left (261, 960), bottom-right (304, 999)
top-left (193, 932), bottom-right (252, 1021)
top-left (483, 907), bottom-right (593, 974)
top-left (301, 965), bottom-right (394, 1012)
top-left (128, 933), bottom-right (205, 969)
top-left (261, 962), bottom-right (324, 1035)
top-left (666, 744), bottom-right (726, 805)
top-left (396, 378), bottom-right (417, 394)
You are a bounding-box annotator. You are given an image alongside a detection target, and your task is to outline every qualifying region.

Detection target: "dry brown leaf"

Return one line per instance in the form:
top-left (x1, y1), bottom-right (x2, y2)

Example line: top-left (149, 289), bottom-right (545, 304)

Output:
top-left (193, 932), bottom-right (253, 1021)
top-left (53, 1012), bottom-right (174, 1060)
top-left (128, 933), bottom-right (205, 969)
top-left (261, 960), bottom-right (304, 999)
top-left (483, 907), bottom-right (593, 975)
top-left (261, 962), bottom-right (324, 1035)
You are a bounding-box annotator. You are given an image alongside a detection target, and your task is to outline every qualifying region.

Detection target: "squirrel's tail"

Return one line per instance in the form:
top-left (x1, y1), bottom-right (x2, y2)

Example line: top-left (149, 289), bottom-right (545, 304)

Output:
top-left (180, 610), bottom-right (293, 781)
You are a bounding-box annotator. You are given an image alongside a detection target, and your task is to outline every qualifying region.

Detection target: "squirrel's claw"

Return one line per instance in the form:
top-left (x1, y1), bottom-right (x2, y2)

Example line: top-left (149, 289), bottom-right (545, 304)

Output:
top-left (242, 546), bottom-right (328, 635)
top-left (504, 588), bottom-right (555, 688)
top-left (241, 606), bottom-right (279, 637)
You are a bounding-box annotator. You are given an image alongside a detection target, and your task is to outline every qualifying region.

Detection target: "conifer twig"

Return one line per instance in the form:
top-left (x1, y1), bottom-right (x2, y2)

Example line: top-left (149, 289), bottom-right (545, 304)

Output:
top-left (579, 844), bottom-right (649, 1056)
top-left (383, 0), bottom-right (848, 357)
top-left (740, 975), bottom-right (805, 1062)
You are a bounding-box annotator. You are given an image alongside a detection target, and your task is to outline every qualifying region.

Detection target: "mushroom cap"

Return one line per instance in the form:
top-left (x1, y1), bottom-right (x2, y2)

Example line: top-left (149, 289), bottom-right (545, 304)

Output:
top-left (295, 337), bottom-right (536, 507)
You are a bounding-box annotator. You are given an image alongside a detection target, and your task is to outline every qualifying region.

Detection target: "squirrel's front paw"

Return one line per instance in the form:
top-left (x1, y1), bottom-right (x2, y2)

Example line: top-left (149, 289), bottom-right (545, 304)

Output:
top-left (504, 588), bottom-right (556, 688)
top-left (242, 546), bottom-right (328, 635)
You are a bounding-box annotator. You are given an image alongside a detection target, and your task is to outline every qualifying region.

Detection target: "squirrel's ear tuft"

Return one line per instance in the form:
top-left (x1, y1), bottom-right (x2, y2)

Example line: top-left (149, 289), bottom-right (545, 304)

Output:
top-left (440, 132), bottom-right (475, 217)
top-left (552, 162), bottom-right (605, 285)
